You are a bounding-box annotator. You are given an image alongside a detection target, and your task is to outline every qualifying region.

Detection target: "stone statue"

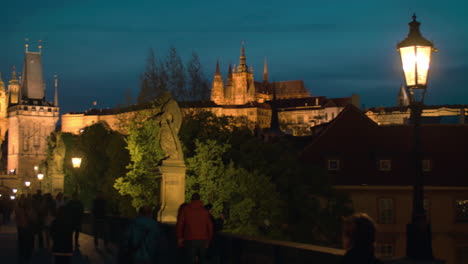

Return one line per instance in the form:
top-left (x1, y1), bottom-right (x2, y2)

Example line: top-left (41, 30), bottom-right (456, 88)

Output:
top-left (155, 93), bottom-right (183, 161)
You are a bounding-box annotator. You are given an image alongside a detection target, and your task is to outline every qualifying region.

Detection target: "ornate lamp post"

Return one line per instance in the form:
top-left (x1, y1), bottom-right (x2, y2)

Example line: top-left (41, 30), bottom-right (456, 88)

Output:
top-left (397, 14), bottom-right (437, 261)
top-left (37, 173), bottom-right (44, 191)
top-left (71, 157), bottom-right (82, 193)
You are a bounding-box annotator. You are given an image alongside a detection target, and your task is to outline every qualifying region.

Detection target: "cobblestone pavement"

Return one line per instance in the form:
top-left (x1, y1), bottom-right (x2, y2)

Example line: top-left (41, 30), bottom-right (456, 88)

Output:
top-left (0, 222), bottom-right (118, 264)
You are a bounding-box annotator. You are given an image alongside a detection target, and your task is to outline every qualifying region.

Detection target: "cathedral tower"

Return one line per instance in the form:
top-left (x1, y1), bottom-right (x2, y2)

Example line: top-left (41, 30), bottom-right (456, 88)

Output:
top-left (0, 73), bottom-right (8, 142)
top-left (211, 60), bottom-right (225, 105)
top-left (8, 68), bottom-right (20, 105)
top-left (231, 42), bottom-right (256, 104)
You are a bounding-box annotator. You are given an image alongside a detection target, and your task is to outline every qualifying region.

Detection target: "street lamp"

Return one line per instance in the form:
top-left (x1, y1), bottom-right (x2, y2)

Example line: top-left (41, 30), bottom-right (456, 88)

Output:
top-left (12, 189), bottom-right (17, 194)
top-left (71, 157), bottom-right (82, 192)
top-left (72, 157), bottom-right (82, 169)
top-left (397, 14), bottom-right (436, 261)
top-left (25, 181), bottom-right (31, 187)
top-left (37, 173), bottom-right (44, 191)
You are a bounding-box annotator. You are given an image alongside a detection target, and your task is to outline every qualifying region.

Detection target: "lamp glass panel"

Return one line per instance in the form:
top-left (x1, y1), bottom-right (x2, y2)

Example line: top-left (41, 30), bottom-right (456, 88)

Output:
top-left (399, 46), bottom-right (417, 87)
top-left (72, 158), bottom-right (82, 168)
top-left (416, 46), bottom-right (432, 86)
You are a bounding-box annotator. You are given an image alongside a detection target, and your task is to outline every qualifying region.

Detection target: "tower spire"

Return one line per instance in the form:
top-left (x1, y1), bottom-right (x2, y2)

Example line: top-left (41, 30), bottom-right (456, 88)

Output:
top-left (215, 60), bottom-right (221, 75)
top-left (0, 72), bottom-right (4, 92)
top-left (54, 74), bottom-right (59, 106)
top-left (238, 41), bottom-right (248, 72)
top-left (263, 57), bottom-right (268, 82)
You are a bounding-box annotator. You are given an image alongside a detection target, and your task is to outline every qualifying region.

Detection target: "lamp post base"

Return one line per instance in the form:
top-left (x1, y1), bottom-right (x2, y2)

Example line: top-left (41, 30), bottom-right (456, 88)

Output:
top-left (406, 223), bottom-right (434, 261)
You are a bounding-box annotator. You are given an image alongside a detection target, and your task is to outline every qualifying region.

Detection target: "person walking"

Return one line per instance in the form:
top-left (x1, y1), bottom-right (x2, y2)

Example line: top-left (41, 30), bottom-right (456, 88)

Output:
top-left (32, 189), bottom-right (46, 251)
top-left (50, 206), bottom-right (73, 264)
top-left (15, 196), bottom-right (35, 263)
top-left (342, 213), bottom-right (383, 264)
top-left (176, 193), bottom-right (213, 264)
top-left (92, 191), bottom-right (108, 250)
top-left (65, 192), bottom-right (84, 250)
top-left (121, 205), bottom-right (162, 264)
top-left (204, 204), bottom-right (224, 264)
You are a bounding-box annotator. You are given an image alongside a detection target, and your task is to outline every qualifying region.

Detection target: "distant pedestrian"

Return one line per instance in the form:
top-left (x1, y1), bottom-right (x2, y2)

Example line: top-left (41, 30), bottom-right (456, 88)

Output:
top-left (32, 189), bottom-right (46, 250)
top-left (120, 205), bottom-right (162, 264)
top-left (205, 204), bottom-right (224, 264)
top-left (176, 193), bottom-right (213, 264)
top-left (15, 197), bottom-right (35, 263)
top-left (342, 213), bottom-right (383, 264)
top-left (43, 193), bottom-right (56, 249)
top-left (50, 206), bottom-right (73, 264)
top-left (66, 192), bottom-right (84, 249)
top-left (55, 192), bottom-right (65, 209)
top-left (92, 191), bottom-right (108, 249)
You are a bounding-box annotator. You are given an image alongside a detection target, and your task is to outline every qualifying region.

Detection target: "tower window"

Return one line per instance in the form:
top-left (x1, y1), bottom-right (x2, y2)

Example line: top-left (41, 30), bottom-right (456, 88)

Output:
top-left (327, 159), bottom-right (340, 171)
top-left (455, 199), bottom-right (468, 223)
top-left (378, 198), bottom-right (394, 224)
top-left (376, 242), bottom-right (394, 258)
top-left (422, 159), bottom-right (432, 172)
top-left (379, 160), bottom-right (392, 171)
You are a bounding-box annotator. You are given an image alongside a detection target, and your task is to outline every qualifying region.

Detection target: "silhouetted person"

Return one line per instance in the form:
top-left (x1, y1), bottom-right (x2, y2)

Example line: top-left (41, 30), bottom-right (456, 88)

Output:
top-left (342, 213), bottom-right (383, 264)
top-left (43, 193), bottom-right (56, 249)
top-left (15, 197), bottom-right (35, 263)
top-left (66, 192), bottom-right (84, 249)
top-left (205, 204), bottom-right (224, 264)
top-left (32, 189), bottom-right (46, 250)
top-left (176, 193), bottom-right (213, 264)
top-left (55, 192), bottom-right (65, 209)
top-left (92, 191), bottom-right (108, 249)
top-left (121, 205), bottom-right (162, 264)
top-left (51, 206), bottom-right (73, 264)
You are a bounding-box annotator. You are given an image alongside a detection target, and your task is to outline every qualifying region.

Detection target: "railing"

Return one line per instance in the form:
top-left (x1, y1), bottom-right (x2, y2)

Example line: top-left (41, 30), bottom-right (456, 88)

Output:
top-left (81, 214), bottom-right (345, 264)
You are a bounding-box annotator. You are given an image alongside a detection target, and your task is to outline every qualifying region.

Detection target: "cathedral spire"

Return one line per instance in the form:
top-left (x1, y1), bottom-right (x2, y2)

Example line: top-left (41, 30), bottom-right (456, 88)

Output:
top-left (0, 72), bottom-right (4, 92)
top-left (263, 57), bottom-right (268, 82)
top-left (215, 60), bottom-right (221, 76)
top-left (54, 74), bottom-right (59, 106)
top-left (238, 41), bottom-right (248, 72)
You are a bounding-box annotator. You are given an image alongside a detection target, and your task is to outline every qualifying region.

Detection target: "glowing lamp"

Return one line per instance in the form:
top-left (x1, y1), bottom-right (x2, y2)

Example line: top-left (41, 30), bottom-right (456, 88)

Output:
top-left (10, 195), bottom-right (15, 200)
top-left (34, 165), bottom-right (39, 172)
top-left (37, 173), bottom-right (44, 181)
top-left (25, 181), bottom-right (31, 187)
top-left (397, 14), bottom-right (436, 90)
top-left (12, 189), bottom-right (18, 193)
top-left (72, 157), bottom-right (82, 168)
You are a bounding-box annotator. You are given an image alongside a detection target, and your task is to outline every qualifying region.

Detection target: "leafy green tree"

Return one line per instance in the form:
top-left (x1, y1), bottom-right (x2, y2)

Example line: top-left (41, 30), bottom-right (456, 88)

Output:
top-left (186, 139), bottom-right (283, 236)
top-left (114, 106), bottom-right (165, 210)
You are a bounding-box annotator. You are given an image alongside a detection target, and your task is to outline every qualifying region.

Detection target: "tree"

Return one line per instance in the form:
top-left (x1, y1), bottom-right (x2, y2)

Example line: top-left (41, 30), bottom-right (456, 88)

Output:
top-left (186, 52), bottom-right (210, 101)
top-left (186, 139), bottom-right (283, 236)
top-left (137, 48), bottom-right (167, 104)
top-left (164, 46), bottom-right (186, 101)
top-left (114, 105), bottom-right (165, 210)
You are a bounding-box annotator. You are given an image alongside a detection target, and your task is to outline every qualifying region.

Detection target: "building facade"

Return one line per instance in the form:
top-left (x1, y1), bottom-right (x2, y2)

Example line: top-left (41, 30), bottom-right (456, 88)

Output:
top-left (301, 105), bottom-right (468, 264)
top-left (0, 45), bottom-right (60, 195)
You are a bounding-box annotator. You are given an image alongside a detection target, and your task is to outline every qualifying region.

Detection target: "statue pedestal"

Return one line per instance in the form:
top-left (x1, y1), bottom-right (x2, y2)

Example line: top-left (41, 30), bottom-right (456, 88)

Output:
top-left (158, 159), bottom-right (186, 223)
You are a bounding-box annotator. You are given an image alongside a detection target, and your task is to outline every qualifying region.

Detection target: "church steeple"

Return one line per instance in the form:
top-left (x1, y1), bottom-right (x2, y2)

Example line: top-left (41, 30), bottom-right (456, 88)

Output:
top-left (398, 84), bottom-right (410, 107)
top-left (8, 67), bottom-right (20, 105)
top-left (238, 41), bottom-right (248, 72)
top-left (0, 73), bottom-right (5, 92)
top-left (54, 74), bottom-right (59, 106)
top-left (263, 57), bottom-right (268, 83)
top-left (211, 60), bottom-right (224, 105)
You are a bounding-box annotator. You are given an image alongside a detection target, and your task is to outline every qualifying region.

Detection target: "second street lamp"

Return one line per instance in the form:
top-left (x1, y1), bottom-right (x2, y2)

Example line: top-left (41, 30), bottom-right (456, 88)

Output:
top-left (397, 14), bottom-right (437, 261)
top-left (37, 173), bottom-right (44, 191)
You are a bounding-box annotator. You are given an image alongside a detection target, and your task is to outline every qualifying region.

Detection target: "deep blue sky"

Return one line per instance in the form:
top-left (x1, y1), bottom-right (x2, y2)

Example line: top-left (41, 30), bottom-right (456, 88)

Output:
top-left (1, 0), bottom-right (467, 114)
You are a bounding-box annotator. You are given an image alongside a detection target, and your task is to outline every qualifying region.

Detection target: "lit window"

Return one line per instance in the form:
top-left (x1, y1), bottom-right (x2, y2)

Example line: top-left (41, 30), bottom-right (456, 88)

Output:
top-left (379, 160), bottom-right (392, 171)
top-left (376, 243), bottom-right (394, 258)
top-left (455, 200), bottom-right (468, 223)
top-left (379, 198), bottom-right (394, 224)
top-left (422, 159), bottom-right (432, 172)
top-left (327, 159), bottom-right (340, 171)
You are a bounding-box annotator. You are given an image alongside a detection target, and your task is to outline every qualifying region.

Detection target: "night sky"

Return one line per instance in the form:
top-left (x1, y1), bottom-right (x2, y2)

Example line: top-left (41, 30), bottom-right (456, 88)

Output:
top-left (1, 0), bottom-right (468, 114)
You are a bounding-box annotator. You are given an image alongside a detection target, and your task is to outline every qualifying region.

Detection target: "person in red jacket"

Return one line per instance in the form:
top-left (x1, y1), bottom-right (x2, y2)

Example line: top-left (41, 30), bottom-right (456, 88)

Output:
top-left (176, 193), bottom-right (213, 264)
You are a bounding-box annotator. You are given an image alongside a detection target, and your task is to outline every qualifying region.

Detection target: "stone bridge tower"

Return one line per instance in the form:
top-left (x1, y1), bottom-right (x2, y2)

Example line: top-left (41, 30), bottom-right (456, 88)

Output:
top-left (7, 44), bottom-right (60, 192)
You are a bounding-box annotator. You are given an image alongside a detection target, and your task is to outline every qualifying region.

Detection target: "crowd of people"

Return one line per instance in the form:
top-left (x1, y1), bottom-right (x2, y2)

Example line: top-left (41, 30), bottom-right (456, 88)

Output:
top-left (2, 189), bottom-right (383, 264)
